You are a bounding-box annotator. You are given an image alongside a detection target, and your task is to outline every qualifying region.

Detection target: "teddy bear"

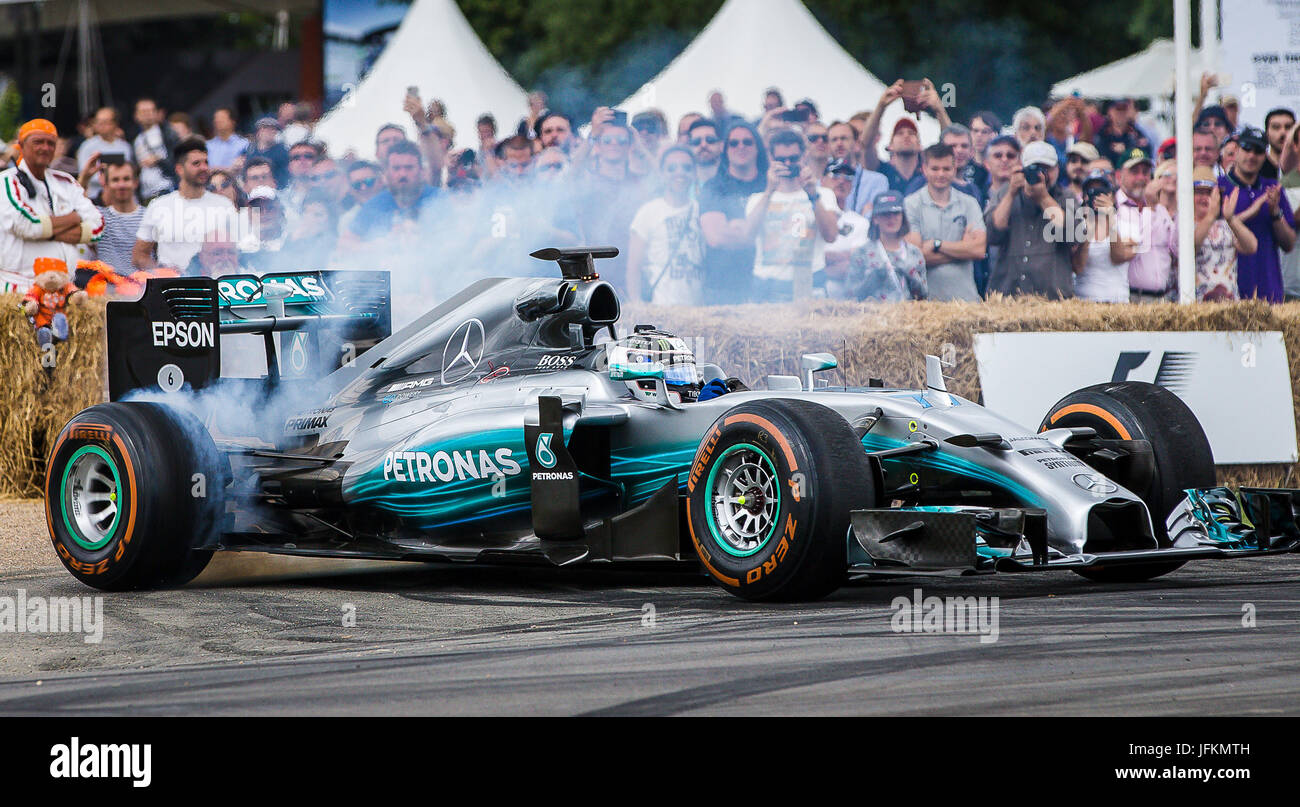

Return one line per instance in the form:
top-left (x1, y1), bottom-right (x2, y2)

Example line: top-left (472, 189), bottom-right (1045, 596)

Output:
top-left (22, 257), bottom-right (86, 369)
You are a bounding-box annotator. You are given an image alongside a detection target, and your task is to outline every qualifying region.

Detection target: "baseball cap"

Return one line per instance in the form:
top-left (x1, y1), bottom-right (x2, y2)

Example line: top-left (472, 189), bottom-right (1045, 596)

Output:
top-left (1021, 140), bottom-right (1058, 168)
top-left (824, 158), bottom-right (855, 177)
top-left (248, 185), bottom-right (277, 201)
top-left (1158, 137), bottom-right (1176, 158)
top-left (1192, 165), bottom-right (1217, 188)
top-left (255, 116), bottom-right (282, 131)
top-left (1197, 105), bottom-right (1231, 130)
top-left (1154, 159), bottom-right (1176, 179)
top-left (1081, 168), bottom-right (1112, 191)
top-left (872, 190), bottom-right (904, 216)
top-left (891, 117), bottom-right (918, 137)
top-left (1121, 148), bottom-right (1154, 170)
top-left (1237, 126), bottom-right (1268, 151)
top-left (631, 111), bottom-right (665, 134)
top-left (1066, 141), bottom-right (1099, 161)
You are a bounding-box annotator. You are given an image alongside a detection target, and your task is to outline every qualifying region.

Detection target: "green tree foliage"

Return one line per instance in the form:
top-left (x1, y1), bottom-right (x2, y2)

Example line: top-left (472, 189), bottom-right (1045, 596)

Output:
top-left (453, 0), bottom-right (1175, 122)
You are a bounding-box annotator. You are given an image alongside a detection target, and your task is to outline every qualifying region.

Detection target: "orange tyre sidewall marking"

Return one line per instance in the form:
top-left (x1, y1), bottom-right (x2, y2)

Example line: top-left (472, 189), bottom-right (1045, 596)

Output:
top-left (1045, 403), bottom-right (1133, 441)
top-left (689, 413), bottom-right (800, 588)
top-left (723, 413), bottom-right (798, 471)
top-left (686, 507), bottom-right (740, 587)
top-left (44, 421), bottom-right (137, 576)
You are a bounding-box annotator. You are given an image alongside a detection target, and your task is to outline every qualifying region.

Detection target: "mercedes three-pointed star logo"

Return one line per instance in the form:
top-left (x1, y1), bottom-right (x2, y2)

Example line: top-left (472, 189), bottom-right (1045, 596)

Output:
top-left (1072, 473), bottom-right (1119, 494)
top-left (441, 318), bottom-right (485, 385)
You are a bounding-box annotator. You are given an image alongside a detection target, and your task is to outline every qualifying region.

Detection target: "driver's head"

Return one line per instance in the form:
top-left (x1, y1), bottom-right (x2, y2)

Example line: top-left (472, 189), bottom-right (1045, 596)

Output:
top-left (607, 330), bottom-right (702, 402)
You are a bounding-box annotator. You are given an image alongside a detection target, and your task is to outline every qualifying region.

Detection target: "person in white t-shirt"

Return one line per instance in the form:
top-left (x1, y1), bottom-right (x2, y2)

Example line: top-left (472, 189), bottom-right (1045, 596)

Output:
top-left (133, 137), bottom-right (236, 270)
top-left (627, 146), bottom-right (706, 305)
top-left (741, 128), bottom-right (839, 301)
top-left (820, 158), bottom-right (870, 299)
top-left (1071, 171), bottom-right (1129, 302)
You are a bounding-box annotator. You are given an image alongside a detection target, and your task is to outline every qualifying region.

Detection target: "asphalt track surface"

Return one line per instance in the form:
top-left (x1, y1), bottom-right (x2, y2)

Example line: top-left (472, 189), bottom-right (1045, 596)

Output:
top-left (1, 550), bottom-right (1298, 716)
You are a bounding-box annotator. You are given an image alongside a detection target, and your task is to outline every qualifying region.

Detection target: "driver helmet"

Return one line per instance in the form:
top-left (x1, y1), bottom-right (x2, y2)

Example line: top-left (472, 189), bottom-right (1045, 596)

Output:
top-left (606, 329), bottom-right (702, 402)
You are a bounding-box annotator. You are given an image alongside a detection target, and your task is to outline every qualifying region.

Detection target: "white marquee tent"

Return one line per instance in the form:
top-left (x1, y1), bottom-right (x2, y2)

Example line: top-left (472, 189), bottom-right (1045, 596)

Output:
top-left (313, 0), bottom-right (528, 159)
top-left (1050, 39), bottom-right (1210, 100)
top-left (616, 0), bottom-right (942, 157)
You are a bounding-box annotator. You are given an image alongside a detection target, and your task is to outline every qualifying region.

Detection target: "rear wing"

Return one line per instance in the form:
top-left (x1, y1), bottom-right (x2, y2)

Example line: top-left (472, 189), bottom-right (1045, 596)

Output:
top-left (106, 270), bottom-right (391, 401)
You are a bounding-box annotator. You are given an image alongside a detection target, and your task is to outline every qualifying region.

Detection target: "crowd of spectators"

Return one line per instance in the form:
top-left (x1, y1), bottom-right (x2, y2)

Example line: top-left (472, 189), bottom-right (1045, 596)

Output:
top-left (3, 74), bottom-right (1299, 307)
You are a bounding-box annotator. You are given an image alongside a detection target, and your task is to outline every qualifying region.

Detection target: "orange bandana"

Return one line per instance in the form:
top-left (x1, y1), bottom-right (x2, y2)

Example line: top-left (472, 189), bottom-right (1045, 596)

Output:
top-left (17, 118), bottom-right (58, 142)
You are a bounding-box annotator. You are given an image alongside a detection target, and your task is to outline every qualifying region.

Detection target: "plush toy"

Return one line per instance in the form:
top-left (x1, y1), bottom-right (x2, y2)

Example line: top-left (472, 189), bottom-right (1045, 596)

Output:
top-left (78, 259), bottom-right (179, 298)
top-left (22, 257), bottom-right (86, 369)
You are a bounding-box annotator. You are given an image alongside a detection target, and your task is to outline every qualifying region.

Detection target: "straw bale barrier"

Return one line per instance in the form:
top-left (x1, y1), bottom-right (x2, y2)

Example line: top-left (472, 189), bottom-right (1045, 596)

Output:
top-left (1, 293), bottom-right (1297, 497)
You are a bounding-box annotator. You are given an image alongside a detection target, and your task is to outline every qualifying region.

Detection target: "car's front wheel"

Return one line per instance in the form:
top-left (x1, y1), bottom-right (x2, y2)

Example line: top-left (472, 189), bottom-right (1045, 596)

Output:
top-left (686, 399), bottom-right (875, 601)
top-left (1040, 381), bottom-right (1214, 582)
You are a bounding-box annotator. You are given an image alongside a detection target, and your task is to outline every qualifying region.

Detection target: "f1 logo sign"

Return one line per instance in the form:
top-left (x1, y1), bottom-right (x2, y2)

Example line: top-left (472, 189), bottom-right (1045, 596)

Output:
top-left (1111, 351), bottom-right (1195, 394)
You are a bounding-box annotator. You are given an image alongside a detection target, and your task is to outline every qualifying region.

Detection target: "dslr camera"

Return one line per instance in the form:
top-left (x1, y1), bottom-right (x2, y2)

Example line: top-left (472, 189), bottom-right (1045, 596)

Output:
top-left (1022, 163), bottom-right (1045, 186)
top-left (1080, 170), bottom-right (1114, 208)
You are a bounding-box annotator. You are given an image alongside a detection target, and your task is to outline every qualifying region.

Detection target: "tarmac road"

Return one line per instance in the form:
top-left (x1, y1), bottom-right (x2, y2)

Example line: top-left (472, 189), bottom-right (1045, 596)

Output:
top-left (1, 544), bottom-right (1298, 716)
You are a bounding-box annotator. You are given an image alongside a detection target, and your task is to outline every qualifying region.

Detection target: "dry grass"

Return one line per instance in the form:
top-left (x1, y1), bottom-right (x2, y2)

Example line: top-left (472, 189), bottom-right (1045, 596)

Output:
top-left (634, 296), bottom-right (1300, 489)
top-left (0, 293), bottom-right (106, 497)
top-left (2, 295), bottom-right (1297, 496)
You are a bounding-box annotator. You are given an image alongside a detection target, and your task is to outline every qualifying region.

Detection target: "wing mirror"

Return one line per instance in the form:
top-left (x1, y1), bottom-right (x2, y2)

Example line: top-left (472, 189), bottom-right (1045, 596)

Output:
top-left (801, 352), bottom-right (837, 391)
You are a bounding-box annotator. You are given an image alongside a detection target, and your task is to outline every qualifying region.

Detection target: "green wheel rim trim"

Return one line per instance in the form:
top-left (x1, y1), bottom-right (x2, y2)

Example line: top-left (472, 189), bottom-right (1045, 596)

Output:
top-left (706, 442), bottom-right (782, 558)
top-left (60, 444), bottom-right (122, 551)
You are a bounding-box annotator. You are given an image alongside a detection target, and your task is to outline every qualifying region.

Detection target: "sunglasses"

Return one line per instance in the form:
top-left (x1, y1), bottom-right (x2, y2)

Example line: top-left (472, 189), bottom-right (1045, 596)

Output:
top-left (207, 180), bottom-right (231, 191)
top-left (990, 150), bottom-right (1018, 160)
top-left (807, 133), bottom-right (828, 142)
top-left (1240, 143), bottom-right (1266, 154)
top-left (690, 135), bottom-right (720, 146)
top-left (728, 137), bottom-right (756, 148)
top-left (350, 177), bottom-right (378, 190)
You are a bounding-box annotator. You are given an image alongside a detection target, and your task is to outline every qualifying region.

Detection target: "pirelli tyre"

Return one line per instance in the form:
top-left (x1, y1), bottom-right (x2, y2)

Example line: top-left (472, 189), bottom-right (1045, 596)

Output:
top-left (1040, 381), bottom-right (1215, 582)
top-left (687, 399), bottom-right (875, 601)
top-left (45, 402), bottom-right (226, 591)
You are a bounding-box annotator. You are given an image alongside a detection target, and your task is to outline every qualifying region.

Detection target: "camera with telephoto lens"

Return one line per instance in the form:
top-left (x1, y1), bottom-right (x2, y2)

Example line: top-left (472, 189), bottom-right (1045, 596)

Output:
top-left (1022, 163), bottom-right (1044, 186)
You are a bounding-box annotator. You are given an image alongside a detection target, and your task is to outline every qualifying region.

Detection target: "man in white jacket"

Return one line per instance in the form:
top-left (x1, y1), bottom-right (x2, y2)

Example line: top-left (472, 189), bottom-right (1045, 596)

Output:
top-left (0, 119), bottom-right (104, 277)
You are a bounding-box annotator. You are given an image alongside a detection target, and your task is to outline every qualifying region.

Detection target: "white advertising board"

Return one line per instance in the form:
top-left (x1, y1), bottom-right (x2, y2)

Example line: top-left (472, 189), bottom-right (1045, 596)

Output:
top-left (1222, 0), bottom-right (1300, 128)
top-left (973, 331), bottom-right (1297, 464)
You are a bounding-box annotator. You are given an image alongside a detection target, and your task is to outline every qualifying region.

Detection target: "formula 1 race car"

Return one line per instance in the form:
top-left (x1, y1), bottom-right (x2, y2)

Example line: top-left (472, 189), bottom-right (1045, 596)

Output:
top-left (45, 247), bottom-right (1300, 600)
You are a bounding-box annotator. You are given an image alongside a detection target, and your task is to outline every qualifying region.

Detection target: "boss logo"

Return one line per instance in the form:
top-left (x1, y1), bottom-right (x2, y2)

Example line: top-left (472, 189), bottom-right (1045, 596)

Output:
top-left (537, 354), bottom-right (577, 369)
top-left (151, 320), bottom-right (214, 349)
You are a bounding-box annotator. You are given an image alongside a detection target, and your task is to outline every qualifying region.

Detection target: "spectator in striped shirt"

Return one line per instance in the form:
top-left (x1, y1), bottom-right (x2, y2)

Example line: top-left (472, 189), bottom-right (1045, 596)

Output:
top-left (94, 160), bottom-right (143, 273)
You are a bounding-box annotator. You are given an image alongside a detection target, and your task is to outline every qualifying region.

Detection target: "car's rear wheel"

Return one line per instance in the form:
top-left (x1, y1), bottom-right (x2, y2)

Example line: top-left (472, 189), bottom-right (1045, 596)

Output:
top-left (1040, 381), bottom-right (1214, 582)
top-left (46, 402), bottom-right (225, 590)
top-left (686, 399), bottom-right (874, 601)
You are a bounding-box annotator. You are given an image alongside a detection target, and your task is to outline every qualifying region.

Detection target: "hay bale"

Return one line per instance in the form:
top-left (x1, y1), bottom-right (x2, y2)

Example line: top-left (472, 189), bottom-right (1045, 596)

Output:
top-left (0, 292), bottom-right (106, 497)
top-left (2, 295), bottom-right (1296, 496)
top-left (634, 297), bottom-right (1300, 489)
